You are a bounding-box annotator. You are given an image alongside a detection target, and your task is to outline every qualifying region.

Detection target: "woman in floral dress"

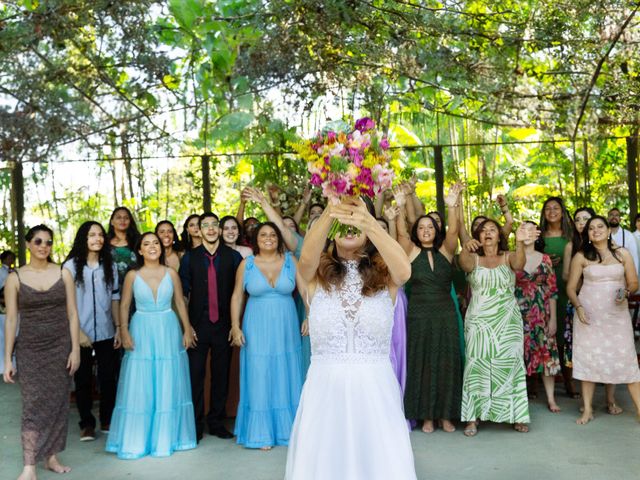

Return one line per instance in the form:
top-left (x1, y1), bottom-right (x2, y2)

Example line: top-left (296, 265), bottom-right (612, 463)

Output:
top-left (515, 222), bottom-right (561, 413)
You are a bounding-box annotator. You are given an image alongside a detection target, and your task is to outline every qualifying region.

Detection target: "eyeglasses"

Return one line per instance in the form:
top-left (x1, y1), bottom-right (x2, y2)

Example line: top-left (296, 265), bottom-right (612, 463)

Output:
top-left (33, 238), bottom-right (53, 246)
top-left (201, 222), bottom-right (219, 230)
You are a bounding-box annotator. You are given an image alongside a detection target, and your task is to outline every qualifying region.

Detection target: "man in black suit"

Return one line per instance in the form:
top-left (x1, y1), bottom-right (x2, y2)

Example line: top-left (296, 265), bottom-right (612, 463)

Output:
top-left (180, 212), bottom-right (243, 441)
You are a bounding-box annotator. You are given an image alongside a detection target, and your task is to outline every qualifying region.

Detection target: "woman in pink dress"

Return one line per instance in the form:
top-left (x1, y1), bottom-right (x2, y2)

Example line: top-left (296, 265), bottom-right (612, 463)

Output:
top-left (566, 215), bottom-right (640, 425)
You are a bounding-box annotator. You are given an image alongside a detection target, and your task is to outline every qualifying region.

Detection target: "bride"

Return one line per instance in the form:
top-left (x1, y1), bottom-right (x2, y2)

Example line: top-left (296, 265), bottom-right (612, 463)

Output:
top-left (285, 198), bottom-right (417, 480)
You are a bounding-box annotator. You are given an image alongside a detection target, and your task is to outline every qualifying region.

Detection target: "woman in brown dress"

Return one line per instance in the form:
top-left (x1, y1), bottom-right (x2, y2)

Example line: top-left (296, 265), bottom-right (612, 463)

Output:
top-left (3, 225), bottom-right (80, 480)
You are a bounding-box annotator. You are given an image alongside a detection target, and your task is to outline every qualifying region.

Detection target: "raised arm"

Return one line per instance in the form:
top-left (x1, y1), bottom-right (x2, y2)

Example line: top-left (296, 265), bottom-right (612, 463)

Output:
top-left (442, 182), bottom-right (464, 256)
top-left (496, 194), bottom-right (514, 237)
top-left (458, 241), bottom-right (479, 273)
top-left (458, 197), bottom-right (472, 245)
top-left (508, 224), bottom-right (529, 271)
top-left (236, 187), bottom-right (248, 225)
top-left (298, 207), bottom-right (333, 283)
top-left (384, 205), bottom-right (399, 241)
top-left (293, 185), bottom-right (312, 225)
top-left (393, 187), bottom-right (414, 255)
top-left (229, 260), bottom-right (247, 347)
top-left (244, 187), bottom-right (301, 254)
top-left (330, 199), bottom-right (411, 287)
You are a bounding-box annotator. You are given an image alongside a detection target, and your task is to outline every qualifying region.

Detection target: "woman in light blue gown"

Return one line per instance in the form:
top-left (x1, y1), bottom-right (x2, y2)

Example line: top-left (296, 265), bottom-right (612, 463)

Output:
top-left (106, 232), bottom-right (197, 459)
top-left (229, 222), bottom-right (304, 450)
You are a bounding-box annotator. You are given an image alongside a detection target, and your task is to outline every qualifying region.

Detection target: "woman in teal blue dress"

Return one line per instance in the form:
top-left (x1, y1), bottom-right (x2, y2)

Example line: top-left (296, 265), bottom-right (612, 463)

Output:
top-left (230, 222), bottom-right (304, 450)
top-left (106, 232), bottom-right (197, 459)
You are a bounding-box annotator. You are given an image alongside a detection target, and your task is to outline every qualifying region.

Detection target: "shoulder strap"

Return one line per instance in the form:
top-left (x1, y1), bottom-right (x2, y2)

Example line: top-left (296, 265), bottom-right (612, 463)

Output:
top-left (474, 253), bottom-right (479, 267)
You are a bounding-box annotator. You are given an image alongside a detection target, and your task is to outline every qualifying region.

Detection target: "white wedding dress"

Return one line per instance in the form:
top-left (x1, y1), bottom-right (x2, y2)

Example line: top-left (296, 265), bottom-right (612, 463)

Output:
top-left (285, 261), bottom-right (416, 480)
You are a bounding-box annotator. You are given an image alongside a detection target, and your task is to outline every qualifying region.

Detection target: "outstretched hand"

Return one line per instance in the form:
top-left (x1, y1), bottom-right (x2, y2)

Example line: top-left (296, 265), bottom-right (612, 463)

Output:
top-left (515, 223), bottom-right (539, 243)
top-left (242, 186), bottom-right (265, 204)
top-left (464, 239), bottom-right (482, 253)
top-left (444, 181), bottom-right (465, 208)
top-left (329, 198), bottom-right (373, 232)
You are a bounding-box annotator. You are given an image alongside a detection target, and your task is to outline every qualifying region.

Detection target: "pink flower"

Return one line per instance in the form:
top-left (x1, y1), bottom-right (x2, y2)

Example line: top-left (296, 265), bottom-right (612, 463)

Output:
top-left (380, 137), bottom-right (390, 150)
top-left (327, 131), bottom-right (337, 142)
top-left (355, 117), bottom-right (375, 132)
top-left (310, 173), bottom-right (323, 186)
top-left (372, 164), bottom-right (394, 193)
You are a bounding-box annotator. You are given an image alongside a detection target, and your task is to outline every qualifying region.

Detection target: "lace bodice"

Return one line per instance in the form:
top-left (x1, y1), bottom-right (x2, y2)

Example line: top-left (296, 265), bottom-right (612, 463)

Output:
top-left (309, 261), bottom-right (394, 362)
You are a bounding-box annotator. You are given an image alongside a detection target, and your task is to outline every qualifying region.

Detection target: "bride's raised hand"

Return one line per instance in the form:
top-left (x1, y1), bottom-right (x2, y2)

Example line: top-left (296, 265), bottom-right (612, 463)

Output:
top-left (329, 198), bottom-right (373, 231)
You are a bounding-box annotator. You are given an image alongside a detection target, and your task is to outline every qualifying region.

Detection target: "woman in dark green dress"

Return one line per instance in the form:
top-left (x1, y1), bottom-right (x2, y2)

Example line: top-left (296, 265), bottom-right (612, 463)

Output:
top-left (397, 183), bottom-right (464, 433)
top-left (539, 197), bottom-right (577, 397)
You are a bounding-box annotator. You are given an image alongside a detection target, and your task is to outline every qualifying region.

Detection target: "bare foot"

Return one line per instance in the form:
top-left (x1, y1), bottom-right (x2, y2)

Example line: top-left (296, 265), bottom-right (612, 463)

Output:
top-left (547, 401), bottom-right (561, 413)
top-left (514, 423), bottom-right (529, 433)
top-left (17, 466), bottom-right (37, 480)
top-left (576, 409), bottom-right (594, 425)
top-left (44, 456), bottom-right (71, 474)
top-left (607, 403), bottom-right (623, 415)
top-left (440, 419), bottom-right (456, 432)
top-left (421, 420), bottom-right (434, 433)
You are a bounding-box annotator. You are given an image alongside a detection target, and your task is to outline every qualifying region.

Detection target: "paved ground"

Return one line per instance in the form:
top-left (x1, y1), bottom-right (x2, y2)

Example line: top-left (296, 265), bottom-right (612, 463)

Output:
top-left (1, 380), bottom-right (639, 480)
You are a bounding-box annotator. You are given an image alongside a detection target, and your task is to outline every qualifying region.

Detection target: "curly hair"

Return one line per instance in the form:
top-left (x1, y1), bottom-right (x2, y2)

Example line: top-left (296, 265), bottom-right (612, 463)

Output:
top-left (63, 221), bottom-right (115, 288)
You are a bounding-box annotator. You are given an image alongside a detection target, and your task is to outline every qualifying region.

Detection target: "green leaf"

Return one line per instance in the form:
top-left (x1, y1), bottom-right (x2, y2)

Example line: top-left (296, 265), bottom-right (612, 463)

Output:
top-left (169, 0), bottom-right (203, 29)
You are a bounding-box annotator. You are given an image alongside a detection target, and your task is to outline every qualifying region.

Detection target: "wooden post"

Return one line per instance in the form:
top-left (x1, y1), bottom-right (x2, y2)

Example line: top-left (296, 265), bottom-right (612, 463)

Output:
top-left (10, 160), bottom-right (26, 266)
top-left (434, 145), bottom-right (445, 217)
top-left (202, 154), bottom-right (211, 212)
top-left (582, 139), bottom-right (590, 203)
top-left (627, 135), bottom-right (638, 225)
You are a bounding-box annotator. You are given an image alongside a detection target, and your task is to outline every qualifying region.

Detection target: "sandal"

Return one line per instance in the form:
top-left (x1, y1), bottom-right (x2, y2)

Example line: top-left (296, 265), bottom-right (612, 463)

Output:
top-left (463, 422), bottom-right (478, 437)
top-left (514, 423), bottom-right (529, 433)
top-left (607, 403), bottom-right (623, 415)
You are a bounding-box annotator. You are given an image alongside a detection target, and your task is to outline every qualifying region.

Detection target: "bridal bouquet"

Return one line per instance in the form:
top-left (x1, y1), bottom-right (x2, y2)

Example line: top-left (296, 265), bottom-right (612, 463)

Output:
top-left (291, 117), bottom-right (396, 238)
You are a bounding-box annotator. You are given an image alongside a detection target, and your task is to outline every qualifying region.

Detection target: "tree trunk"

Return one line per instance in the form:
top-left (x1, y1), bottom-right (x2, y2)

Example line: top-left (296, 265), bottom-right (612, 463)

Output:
top-left (434, 145), bottom-right (445, 218)
top-left (626, 134), bottom-right (638, 225)
top-left (202, 155), bottom-right (211, 212)
top-left (10, 160), bottom-right (26, 266)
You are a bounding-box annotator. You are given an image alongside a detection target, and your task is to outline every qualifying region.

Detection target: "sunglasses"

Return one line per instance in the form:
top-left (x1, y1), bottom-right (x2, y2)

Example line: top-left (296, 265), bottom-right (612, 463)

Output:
top-left (33, 238), bottom-right (53, 247)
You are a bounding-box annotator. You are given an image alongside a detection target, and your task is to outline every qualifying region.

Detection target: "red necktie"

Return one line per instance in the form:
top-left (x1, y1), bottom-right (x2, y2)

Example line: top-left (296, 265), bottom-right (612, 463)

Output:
top-left (206, 253), bottom-right (219, 323)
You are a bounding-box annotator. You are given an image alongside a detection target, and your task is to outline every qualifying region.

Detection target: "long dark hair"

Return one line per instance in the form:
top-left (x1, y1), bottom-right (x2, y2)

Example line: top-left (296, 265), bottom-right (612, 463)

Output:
top-left (411, 214), bottom-right (443, 250)
top-left (427, 210), bottom-right (446, 243)
top-left (580, 216), bottom-right (622, 263)
top-left (133, 232), bottom-right (166, 269)
top-left (282, 215), bottom-right (301, 235)
top-left (155, 220), bottom-right (182, 253)
top-left (540, 197), bottom-right (574, 241)
top-left (473, 218), bottom-right (509, 256)
top-left (219, 215), bottom-right (245, 246)
top-left (63, 221), bottom-right (114, 288)
top-left (523, 221), bottom-right (545, 253)
top-left (252, 222), bottom-right (285, 256)
top-left (471, 215), bottom-right (488, 233)
top-left (571, 207), bottom-right (597, 257)
top-left (107, 207), bottom-right (140, 250)
top-left (25, 224), bottom-right (54, 263)
top-left (181, 214), bottom-right (201, 251)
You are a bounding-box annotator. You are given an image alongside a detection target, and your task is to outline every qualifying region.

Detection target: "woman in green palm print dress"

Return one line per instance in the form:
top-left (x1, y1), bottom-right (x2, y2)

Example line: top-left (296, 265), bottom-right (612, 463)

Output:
top-left (458, 219), bottom-right (534, 436)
